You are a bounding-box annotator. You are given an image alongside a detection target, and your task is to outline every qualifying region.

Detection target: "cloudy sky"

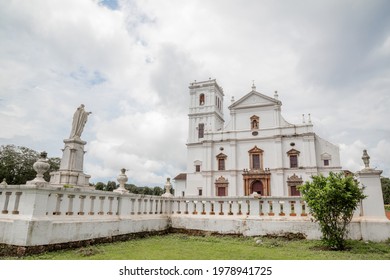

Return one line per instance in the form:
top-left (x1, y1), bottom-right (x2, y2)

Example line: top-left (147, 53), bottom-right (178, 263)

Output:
top-left (1, 0), bottom-right (389, 186)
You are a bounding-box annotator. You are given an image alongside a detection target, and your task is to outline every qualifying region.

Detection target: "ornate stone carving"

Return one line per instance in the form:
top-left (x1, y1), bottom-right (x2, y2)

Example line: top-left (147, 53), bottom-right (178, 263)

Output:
top-left (162, 178), bottom-right (173, 197)
top-left (114, 168), bottom-right (129, 194)
top-left (27, 152), bottom-right (50, 185)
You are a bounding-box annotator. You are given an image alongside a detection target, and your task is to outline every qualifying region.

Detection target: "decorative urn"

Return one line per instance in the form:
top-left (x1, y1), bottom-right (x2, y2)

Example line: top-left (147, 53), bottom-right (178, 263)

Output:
top-left (114, 168), bottom-right (129, 194)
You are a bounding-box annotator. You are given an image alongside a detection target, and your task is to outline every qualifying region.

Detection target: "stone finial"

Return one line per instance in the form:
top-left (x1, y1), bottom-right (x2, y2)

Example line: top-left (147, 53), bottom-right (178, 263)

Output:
top-left (0, 178), bottom-right (8, 187)
top-left (114, 168), bottom-right (129, 194)
top-left (162, 177), bottom-right (173, 198)
top-left (27, 151), bottom-right (50, 185)
top-left (251, 81), bottom-right (256, 91)
top-left (362, 149), bottom-right (370, 169)
top-left (274, 91), bottom-right (279, 99)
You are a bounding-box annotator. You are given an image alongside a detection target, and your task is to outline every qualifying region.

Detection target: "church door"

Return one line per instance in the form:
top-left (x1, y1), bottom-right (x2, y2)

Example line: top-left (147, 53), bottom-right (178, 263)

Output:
top-left (251, 180), bottom-right (263, 195)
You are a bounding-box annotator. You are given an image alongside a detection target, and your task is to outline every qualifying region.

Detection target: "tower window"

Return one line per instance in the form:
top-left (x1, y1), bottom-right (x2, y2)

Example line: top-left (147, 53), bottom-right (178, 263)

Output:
top-left (199, 94), bottom-right (205, 105)
top-left (198, 123), bottom-right (204, 138)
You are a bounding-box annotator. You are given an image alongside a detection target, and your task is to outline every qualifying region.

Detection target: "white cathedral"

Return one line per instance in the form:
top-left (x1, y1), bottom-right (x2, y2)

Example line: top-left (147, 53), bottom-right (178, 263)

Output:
top-left (174, 79), bottom-right (342, 197)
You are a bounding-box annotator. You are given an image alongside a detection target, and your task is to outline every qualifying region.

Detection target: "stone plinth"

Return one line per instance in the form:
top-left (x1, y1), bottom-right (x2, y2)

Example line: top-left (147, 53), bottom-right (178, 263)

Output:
top-left (50, 138), bottom-right (91, 187)
top-left (356, 168), bottom-right (386, 219)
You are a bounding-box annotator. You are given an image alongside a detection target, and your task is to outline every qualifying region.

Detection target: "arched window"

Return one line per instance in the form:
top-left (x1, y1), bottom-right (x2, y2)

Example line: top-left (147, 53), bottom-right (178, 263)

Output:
top-left (199, 93), bottom-right (205, 105)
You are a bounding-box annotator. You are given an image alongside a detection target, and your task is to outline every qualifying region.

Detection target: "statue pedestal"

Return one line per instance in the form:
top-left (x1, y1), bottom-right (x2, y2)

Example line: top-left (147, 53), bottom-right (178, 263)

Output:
top-left (50, 138), bottom-right (91, 188)
top-left (356, 168), bottom-right (386, 219)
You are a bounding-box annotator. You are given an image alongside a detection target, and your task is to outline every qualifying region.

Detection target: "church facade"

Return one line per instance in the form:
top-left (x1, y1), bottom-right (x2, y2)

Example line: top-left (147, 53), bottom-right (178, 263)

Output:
top-left (174, 79), bottom-right (342, 197)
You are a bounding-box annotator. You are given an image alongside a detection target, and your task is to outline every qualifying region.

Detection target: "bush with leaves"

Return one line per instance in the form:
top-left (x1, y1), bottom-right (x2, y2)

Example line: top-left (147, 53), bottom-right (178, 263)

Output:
top-left (299, 172), bottom-right (366, 250)
top-left (381, 177), bottom-right (390, 205)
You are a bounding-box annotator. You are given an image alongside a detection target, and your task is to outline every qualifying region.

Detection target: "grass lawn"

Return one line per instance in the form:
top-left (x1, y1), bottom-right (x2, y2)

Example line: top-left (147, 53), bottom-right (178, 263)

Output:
top-left (4, 234), bottom-right (390, 260)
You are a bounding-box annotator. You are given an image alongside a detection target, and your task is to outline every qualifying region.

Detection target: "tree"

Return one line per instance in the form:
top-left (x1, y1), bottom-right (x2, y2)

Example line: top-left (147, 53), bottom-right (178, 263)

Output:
top-left (0, 145), bottom-right (60, 185)
top-left (298, 172), bottom-right (366, 250)
top-left (381, 177), bottom-right (390, 205)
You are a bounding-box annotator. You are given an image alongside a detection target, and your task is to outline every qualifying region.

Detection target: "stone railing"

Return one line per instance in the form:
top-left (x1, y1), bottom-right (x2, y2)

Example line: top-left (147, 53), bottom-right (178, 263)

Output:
top-left (0, 185), bottom-right (172, 219)
top-left (169, 196), bottom-right (309, 217)
top-left (0, 185), bottom-right (310, 220)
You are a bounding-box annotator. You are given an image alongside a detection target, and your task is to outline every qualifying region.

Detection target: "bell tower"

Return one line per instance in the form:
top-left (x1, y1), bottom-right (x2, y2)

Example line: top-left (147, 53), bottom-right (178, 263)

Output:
top-left (187, 79), bottom-right (225, 143)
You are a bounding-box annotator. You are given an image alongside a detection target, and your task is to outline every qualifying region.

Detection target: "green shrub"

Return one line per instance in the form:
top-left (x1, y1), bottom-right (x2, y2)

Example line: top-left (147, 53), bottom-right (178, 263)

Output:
top-left (299, 172), bottom-right (366, 250)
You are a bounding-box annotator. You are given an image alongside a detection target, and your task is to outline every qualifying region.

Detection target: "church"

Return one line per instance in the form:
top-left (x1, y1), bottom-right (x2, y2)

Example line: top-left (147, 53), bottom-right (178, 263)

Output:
top-left (174, 79), bottom-right (342, 197)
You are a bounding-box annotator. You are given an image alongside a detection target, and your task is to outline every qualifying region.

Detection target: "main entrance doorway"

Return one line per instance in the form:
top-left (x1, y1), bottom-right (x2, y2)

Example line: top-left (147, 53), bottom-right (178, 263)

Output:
top-left (251, 180), bottom-right (264, 195)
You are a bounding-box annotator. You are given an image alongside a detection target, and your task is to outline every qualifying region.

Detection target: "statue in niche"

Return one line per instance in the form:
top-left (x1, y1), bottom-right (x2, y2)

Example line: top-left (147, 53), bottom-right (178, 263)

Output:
top-left (69, 104), bottom-right (92, 139)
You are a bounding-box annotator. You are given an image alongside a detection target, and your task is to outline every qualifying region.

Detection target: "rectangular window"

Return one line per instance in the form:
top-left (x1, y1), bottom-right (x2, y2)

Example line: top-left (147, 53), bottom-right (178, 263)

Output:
top-left (291, 186), bottom-right (300, 196)
top-left (324, 159), bottom-right (329, 166)
top-left (290, 155), bottom-right (298, 168)
top-left (195, 165), bottom-right (201, 172)
top-left (198, 189), bottom-right (203, 196)
top-left (218, 159), bottom-right (225, 171)
top-left (198, 123), bottom-right (204, 138)
top-left (217, 186), bottom-right (226, 196)
top-left (252, 154), bottom-right (260, 169)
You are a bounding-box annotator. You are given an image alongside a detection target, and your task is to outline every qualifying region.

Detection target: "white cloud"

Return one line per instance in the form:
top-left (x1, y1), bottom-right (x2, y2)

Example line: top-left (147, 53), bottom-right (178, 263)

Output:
top-left (1, 0), bottom-right (389, 186)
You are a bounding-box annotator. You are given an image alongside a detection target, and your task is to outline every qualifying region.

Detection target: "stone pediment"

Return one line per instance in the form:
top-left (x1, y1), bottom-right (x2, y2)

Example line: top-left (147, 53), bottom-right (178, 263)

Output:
top-left (228, 91), bottom-right (281, 110)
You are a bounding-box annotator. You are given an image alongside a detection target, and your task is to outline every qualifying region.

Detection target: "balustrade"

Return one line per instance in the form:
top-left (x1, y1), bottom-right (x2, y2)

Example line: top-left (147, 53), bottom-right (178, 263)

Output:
top-left (0, 185), bottom-right (312, 221)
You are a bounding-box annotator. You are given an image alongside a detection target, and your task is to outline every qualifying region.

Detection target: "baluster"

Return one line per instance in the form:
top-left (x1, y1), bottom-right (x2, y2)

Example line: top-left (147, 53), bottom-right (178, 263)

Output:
top-left (107, 197), bottom-right (114, 215)
top-left (78, 195), bottom-right (86, 215)
top-left (12, 192), bottom-right (22, 215)
top-left (192, 201), bottom-right (198, 214)
top-left (98, 196), bottom-right (105, 215)
top-left (301, 201), bottom-right (308, 216)
top-left (137, 198), bottom-right (142, 215)
top-left (130, 198), bottom-right (136, 215)
top-left (268, 200), bottom-right (274, 216)
top-left (2, 192), bottom-right (11, 214)
top-left (54, 194), bottom-right (63, 215)
top-left (237, 201), bottom-right (242, 215)
top-left (210, 201), bottom-right (215, 215)
top-left (159, 199), bottom-right (163, 214)
top-left (149, 199), bottom-right (154, 214)
top-left (201, 201), bottom-right (206, 215)
top-left (184, 200), bottom-right (189, 214)
top-left (259, 200), bottom-right (264, 216)
top-left (278, 201), bottom-right (285, 216)
top-left (143, 199), bottom-right (148, 214)
top-left (246, 200), bottom-right (250, 215)
top-left (219, 201), bottom-right (224, 215)
top-left (176, 200), bottom-right (181, 214)
top-left (66, 194), bottom-right (75, 215)
top-left (289, 200), bottom-right (296, 216)
top-left (88, 196), bottom-right (96, 215)
top-left (228, 201), bottom-right (233, 215)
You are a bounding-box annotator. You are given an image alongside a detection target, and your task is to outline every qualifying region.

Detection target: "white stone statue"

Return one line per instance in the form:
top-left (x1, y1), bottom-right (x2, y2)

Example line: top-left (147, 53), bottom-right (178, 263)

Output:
top-left (69, 104), bottom-right (91, 139)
